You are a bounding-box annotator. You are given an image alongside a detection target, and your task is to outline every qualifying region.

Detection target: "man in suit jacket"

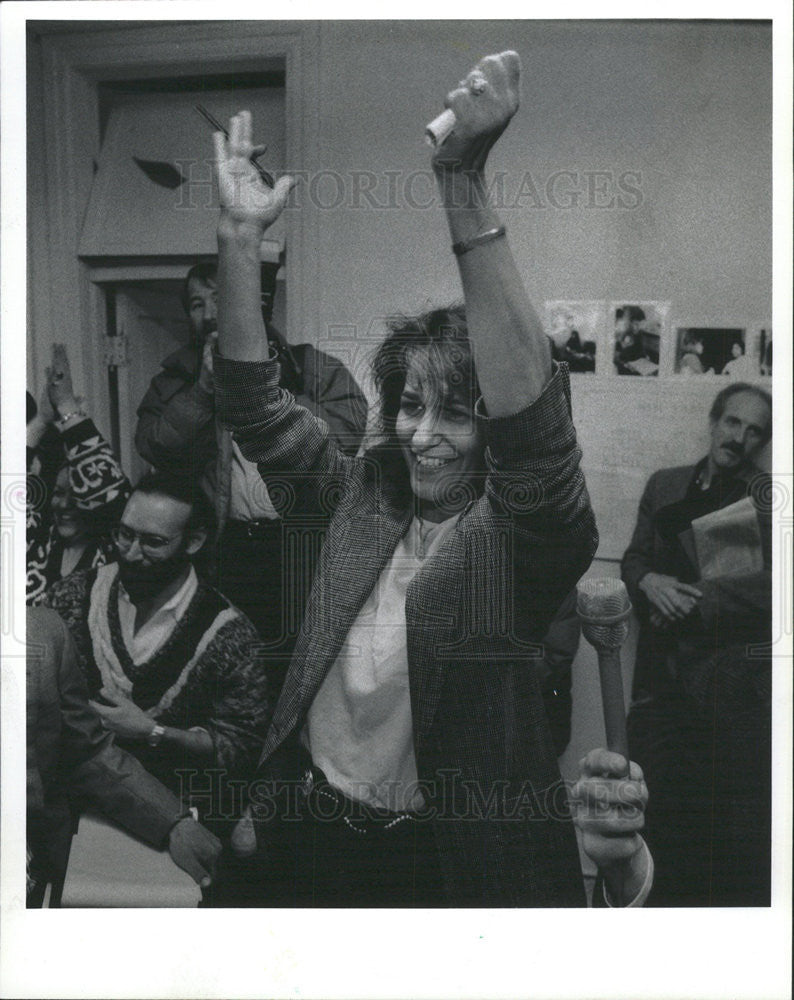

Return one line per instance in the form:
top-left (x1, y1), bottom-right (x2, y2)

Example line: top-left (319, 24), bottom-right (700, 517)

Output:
top-left (27, 607), bottom-right (221, 904)
top-left (622, 381), bottom-right (772, 905)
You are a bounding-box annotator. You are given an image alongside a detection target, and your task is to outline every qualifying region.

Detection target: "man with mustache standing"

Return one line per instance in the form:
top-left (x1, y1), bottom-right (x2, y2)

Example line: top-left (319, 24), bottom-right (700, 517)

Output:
top-left (622, 382), bottom-right (773, 905)
top-left (42, 471), bottom-right (270, 821)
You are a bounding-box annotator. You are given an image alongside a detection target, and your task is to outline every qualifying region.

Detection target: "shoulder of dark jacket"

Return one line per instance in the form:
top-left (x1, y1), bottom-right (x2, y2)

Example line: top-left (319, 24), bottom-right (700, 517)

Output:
top-left (159, 343), bottom-right (202, 379)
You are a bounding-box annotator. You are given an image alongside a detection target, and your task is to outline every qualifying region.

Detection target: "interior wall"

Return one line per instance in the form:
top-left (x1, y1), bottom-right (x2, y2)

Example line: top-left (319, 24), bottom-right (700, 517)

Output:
top-left (25, 21), bottom-right (772, 804)
top-left (310, 19), bottom-right (772, 558)
top-left (314, 20), bottom-right (771, 336)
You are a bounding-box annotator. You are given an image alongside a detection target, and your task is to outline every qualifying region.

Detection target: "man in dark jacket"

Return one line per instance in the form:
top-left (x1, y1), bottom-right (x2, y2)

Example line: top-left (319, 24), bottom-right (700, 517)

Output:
top-left (622, 382), bottom-right (772, 905)
top-left (27, 607), bottom-right (221, 905)
top-left (135, 260), bottom-right (367, 696)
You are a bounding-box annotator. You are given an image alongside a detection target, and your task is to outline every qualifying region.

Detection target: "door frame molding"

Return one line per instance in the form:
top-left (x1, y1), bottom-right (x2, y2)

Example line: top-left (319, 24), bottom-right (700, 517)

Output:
top-left (29, 20), bottom-right (320, 431)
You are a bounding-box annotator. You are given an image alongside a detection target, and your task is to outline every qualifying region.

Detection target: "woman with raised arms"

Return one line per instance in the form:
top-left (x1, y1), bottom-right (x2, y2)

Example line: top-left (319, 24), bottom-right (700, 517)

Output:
top-left (213, 52), bottom-right (652, 907)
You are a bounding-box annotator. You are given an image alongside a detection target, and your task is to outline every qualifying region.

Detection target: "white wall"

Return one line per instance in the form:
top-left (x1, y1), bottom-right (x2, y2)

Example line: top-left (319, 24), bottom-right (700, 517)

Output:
top-left (308, 20), bottom-right (772, 557)
top-left (25, 21), bottom-right (772, 808)
top-left (313, 21), bottom-right (770, 326)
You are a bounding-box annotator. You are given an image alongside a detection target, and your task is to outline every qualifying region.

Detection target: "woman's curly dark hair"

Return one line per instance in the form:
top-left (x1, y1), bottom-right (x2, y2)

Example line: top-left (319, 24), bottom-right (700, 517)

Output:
top-left (371, 305), bottom-right (480, 446)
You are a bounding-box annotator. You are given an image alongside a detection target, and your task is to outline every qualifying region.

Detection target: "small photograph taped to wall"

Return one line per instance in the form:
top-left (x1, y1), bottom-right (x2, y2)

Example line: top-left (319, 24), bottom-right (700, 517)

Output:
top-left (758, 327), bottom-right (772, 376)
top-left (611, 302), bottom-right (667, 376)
top-left (545, 300), bottom-right (603, 373)
top-left (674, 327), bottom-right (747, 376)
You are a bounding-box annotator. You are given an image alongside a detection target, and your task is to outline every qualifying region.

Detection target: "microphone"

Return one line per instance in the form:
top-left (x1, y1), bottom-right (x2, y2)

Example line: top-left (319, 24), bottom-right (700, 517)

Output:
top-left (576, 578), bottom-right (632, 772)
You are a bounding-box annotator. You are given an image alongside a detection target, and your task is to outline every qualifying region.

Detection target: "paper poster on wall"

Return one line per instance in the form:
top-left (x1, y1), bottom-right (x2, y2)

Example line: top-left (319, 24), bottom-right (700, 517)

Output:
top-left (674, 327), bottom-right (747, 376)
top-left (544, 300), bottom-right (604, 373)
top-left (610, 301), bottom-right (669, 376)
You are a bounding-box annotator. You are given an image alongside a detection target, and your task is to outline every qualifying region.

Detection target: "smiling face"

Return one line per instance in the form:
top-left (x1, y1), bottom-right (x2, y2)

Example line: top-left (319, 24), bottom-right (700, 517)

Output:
top-left (115, 490), bottom-right (201, 603)
top-left (51, 467), bottom-right (87, 543)
top-left (709, 390), bottom-right (771, 474)
top-left (395, 346), bottom-right (485, 522)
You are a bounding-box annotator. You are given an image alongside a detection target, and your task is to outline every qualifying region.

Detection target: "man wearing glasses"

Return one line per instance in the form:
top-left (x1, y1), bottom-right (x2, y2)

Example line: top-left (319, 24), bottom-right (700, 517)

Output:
top-left (42, 471), bottom-right (270, 825)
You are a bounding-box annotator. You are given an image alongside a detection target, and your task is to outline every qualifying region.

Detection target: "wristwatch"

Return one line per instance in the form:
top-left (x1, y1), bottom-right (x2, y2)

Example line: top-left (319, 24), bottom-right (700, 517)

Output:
top-left (147, 723), bottom-right (166, 748)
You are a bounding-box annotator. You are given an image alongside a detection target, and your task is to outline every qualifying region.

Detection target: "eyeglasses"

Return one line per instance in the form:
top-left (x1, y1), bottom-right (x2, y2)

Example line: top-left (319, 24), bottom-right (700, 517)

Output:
top-left (112, 524), bottom-right (182, 556)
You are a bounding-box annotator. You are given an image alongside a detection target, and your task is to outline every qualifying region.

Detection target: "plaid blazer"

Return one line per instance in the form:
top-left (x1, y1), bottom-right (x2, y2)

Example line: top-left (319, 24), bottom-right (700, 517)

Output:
top-left (217, 356), bottom-right (598, 906)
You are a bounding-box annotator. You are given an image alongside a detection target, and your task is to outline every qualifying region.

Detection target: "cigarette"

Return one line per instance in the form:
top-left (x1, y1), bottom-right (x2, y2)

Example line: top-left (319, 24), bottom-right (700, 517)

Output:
top-left (425, 108), bottom-right (457, 148)
top-left (195, 104), bottom-right (274, 188)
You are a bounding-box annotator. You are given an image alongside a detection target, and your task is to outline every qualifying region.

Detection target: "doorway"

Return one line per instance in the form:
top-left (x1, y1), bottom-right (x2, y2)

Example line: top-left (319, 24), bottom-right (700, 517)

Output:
top-left (101, 271), bottom-right (286, 484)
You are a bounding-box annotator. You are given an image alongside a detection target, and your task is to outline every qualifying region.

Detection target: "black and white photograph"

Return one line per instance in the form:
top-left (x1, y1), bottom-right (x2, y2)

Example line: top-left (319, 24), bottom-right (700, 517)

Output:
top-left (545, 300), bottom-right (603, 373)
top-left (674, 326), bottom-right (748, 376)
top-left (611, 301), bottom-right (668, 376)
top-left (1, 9), bottom-right (791, 1000)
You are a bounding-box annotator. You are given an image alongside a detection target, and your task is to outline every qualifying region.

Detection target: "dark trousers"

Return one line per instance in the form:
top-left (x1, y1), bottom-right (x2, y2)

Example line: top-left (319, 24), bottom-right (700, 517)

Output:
top-left (628, 688), bottom-right (771, 906)
top-left (209, 519), bottom-right (304, 701)
top-left (211, 766), bottom-right (447, 908)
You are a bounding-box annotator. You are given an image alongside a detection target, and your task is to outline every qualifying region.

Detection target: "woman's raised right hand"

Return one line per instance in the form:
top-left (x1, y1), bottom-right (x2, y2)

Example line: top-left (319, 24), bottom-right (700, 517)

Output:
top-left (214, 110), bottom-right (297, 240)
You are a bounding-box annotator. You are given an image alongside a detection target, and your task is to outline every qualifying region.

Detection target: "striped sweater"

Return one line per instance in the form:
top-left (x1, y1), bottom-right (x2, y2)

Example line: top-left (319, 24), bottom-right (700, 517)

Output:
top-left (44, 564), bottom-right (271, 781)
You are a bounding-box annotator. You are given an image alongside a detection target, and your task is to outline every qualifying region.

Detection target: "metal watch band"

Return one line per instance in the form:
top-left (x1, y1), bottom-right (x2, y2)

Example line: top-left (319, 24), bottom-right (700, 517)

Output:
top-left (147, 723), bottom-right (166, 747)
